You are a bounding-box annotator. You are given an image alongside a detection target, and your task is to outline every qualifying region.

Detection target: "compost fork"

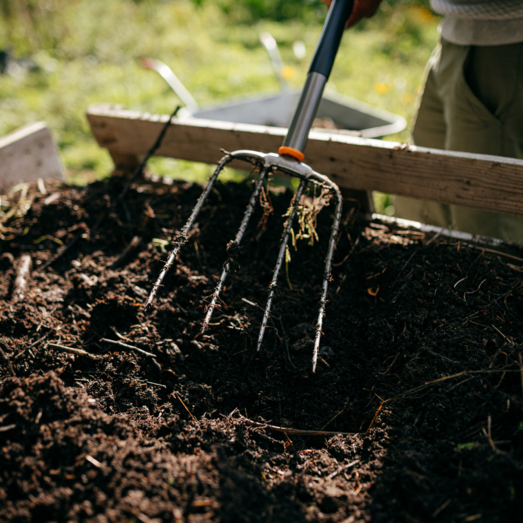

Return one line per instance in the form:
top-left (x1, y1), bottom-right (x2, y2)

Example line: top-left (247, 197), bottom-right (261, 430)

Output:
top-left (144, 0), bottom-right (353, 371)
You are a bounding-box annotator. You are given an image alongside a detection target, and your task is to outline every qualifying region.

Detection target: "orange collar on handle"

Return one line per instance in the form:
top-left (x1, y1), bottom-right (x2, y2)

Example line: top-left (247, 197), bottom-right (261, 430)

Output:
top-left (278, 146), bottom-right (304, 162)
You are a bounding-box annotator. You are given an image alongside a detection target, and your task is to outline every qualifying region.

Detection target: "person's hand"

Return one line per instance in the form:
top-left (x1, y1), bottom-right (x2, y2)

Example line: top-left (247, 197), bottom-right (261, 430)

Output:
top-left (322, 0), bottom-right (383, 28)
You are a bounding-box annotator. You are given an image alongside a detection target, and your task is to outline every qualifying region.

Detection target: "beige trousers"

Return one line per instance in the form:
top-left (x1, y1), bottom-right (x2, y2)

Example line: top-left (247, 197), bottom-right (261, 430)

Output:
top-left (394, 39), bottom-right (523, 241)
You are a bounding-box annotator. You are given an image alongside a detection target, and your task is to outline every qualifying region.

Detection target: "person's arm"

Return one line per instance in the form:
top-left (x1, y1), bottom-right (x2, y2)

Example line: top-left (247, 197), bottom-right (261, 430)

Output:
top-left (322, 0), bottom-right (383, 28)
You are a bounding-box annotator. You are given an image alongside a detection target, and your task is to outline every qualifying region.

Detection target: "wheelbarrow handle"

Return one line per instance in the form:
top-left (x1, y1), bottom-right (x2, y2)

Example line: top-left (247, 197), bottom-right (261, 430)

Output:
top-left (280, 0), bottom-right (354, 160)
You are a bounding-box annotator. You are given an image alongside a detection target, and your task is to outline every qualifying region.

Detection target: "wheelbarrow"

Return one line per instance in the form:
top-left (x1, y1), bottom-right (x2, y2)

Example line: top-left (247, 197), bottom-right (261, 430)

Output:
top-left (140, 56), bottom-right (406, 139)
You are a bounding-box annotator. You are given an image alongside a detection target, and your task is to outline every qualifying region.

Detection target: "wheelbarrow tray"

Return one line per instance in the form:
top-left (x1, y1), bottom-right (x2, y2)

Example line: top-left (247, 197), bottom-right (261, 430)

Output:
top-left (178, 89), bottom-right (406, 139)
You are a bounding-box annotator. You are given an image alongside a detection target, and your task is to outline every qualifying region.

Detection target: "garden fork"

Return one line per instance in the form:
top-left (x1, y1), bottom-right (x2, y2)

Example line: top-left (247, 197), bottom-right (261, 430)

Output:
top-left (145, 0), bottom-right (354, 371)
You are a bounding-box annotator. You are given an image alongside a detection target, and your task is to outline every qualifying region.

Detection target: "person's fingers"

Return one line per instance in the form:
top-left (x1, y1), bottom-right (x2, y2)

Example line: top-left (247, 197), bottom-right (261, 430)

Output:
top-left (347, 0), bottom-right (382, 28)
top-left (322, 0), bottom-right (382, 29)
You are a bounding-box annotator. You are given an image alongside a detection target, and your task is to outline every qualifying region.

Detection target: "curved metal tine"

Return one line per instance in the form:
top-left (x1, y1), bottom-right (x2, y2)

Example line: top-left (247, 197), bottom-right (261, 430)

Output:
top-left (257, 178), bottom-right (307, 352)
top-left (311, 186), bottom-right (343, 372)
top-left (201, 164), bottom-right (271, 333)
top-left (143, 154), bottom-right (233, 312)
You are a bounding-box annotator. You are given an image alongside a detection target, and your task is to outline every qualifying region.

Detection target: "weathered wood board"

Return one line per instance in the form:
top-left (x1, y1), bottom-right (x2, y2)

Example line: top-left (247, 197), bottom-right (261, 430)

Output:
top-left (86, 104), bottom-right (523, 217)
top-left (0, 122), bottom-right (65, 194)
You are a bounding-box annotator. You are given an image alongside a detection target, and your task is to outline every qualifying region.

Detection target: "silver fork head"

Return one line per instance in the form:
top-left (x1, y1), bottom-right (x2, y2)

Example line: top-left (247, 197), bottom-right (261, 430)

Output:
top-left (207, 150), bottom-right (343, 372)
top-left (145, 149), bottom-right (343, 372)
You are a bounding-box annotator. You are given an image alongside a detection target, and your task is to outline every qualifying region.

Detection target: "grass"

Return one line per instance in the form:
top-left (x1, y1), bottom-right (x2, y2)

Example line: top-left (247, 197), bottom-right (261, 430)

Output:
top-left (0, 0), bottom-right (440, 209)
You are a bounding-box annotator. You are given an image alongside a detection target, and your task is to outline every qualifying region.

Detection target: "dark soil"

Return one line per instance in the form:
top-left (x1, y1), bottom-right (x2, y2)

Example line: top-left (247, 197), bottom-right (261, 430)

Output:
top-left (1, 173), bottom-right (523, 523)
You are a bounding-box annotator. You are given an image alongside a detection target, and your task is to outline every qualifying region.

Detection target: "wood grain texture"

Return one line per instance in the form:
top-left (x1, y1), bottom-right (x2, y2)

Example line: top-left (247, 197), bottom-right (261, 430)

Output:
top-left (0, 122), bottom-right (65, 194)
top-left (86, 104), bottom-right (523, 216)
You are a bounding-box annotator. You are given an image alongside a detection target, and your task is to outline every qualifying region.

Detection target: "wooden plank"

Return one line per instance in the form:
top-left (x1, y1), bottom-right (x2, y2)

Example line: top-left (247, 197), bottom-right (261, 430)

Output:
top-left (0, 122), bottom-right (65, 194)
top-left (86, 104), bottom-right (523, 217)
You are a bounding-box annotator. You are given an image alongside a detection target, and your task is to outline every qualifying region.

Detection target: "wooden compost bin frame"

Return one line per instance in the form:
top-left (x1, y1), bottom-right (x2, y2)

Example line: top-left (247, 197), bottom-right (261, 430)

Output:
top-left (87, 104), bottom-right (523, 218)
top-left (0, 122), bottom-right (65, 194)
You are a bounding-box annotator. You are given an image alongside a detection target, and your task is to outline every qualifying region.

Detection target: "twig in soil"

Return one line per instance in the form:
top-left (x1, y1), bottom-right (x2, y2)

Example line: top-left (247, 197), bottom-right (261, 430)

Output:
top-left (465, 318), bottom-right (489, 328)
top-left (454, 277), bottom-right (468, 289)
top-left (491, 324), bottom-right (514, 345)
top-left (469, 245), bottom-right (523, 263)
top-left (12, 254), bottom-right (32, 301)
top-left (482, 415), bottom-right (499, 454)
top-left (518, 353), bottom-right (523, 398)
top-left (173, 392), bottom-right (197, 423)
top-left (30, 332), bottom-right (49, 348)
top-left (455, 420), bottom-right (490, 440)
top-left (445, 376), bottom-right (474, 393)
top-left (321, 409), bottom-right (345, 431)
top-left (326, 459), bottom-right (360, 480)
top-left (432, 499), bottom-right (452, 519)
top-left (391, 251), bottom-right (416, 291)
top-left (37, 178), bottom-right (47, 195)
top-left (238, 416), bottom-right (356, 437)
top-left (332, 234), bottom-right (359, 268)
top-left (35, 232), bottom-right (83, 273)
top-left (255, 431), bottom-right (287, 449)
top-left (366, 404), bottom-right (382, 433)
top-left (283, 431), bottom-right (295, 452)
top-left (145, 380), bottom-right (167, 389)
top-left (242, 298), bottom-right (257, 308)
top-left (424, 226), bottom-right (446, 246)
top-left (110, 235), bottom-right (143, 269)
top-left (86, 455), bottom-right (103, 468)
top-left (13, 333), bottom-right (49, 363)
top-left (463, 278), bottom-right (486, 301)
top-left (383, 368), bottom-right (521, 406)
top-left (461, 310), bottom-right (485, 325)
top-left (111, 327), bottom-right (132, 341)
top-left (47, 342), bottom-right (99, 361)
top-left (382, 352), bottom-right (400, 374)
top-left (100, 338), bottom-right (156, 358)
top-left (175, 302), bottom-right (188, 314)
top-left (377, 370), bottom-right (514, 435)
top-left (471, 248), bottom-right (486, 268)
top-left (425, 348), bottom-right (459, 365)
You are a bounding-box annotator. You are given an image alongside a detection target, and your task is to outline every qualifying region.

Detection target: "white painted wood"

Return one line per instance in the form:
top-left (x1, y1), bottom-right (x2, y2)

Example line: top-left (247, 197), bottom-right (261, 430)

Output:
top-left (86, 104), bottom-right (523, 217)
top-left (0, 122), bottom-right (65, 194)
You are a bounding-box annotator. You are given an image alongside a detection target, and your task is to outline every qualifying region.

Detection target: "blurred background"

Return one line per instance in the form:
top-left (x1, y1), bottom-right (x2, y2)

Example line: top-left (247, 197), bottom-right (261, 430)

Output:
top-left (0, 0), bottom-right (440, 210)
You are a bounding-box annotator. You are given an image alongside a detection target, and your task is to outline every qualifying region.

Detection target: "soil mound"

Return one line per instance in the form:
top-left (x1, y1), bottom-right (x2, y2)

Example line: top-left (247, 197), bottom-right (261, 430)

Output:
top-left (1, 176), bottom-right (522, 522)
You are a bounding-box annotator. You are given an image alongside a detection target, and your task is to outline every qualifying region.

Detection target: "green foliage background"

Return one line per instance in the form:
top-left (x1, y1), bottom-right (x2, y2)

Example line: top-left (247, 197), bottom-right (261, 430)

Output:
top-left (0, 0), bottom-right (440, 197)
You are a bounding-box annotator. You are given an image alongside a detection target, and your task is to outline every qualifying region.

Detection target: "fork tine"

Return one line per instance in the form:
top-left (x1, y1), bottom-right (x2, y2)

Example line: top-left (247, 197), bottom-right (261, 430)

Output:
top-left (201, 164), bottom-right (271, 333)
top-left (143, 154), bottom-right (233, 311)
top-left (312, 186), bottom-right (343, 372)
top-left (257, 178), bottom-right (307, 351)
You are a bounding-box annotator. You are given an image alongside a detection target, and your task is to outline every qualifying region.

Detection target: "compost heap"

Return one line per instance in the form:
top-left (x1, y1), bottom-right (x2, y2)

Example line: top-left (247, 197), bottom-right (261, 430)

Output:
top-left (1, 174), bottom-right (522, 523)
